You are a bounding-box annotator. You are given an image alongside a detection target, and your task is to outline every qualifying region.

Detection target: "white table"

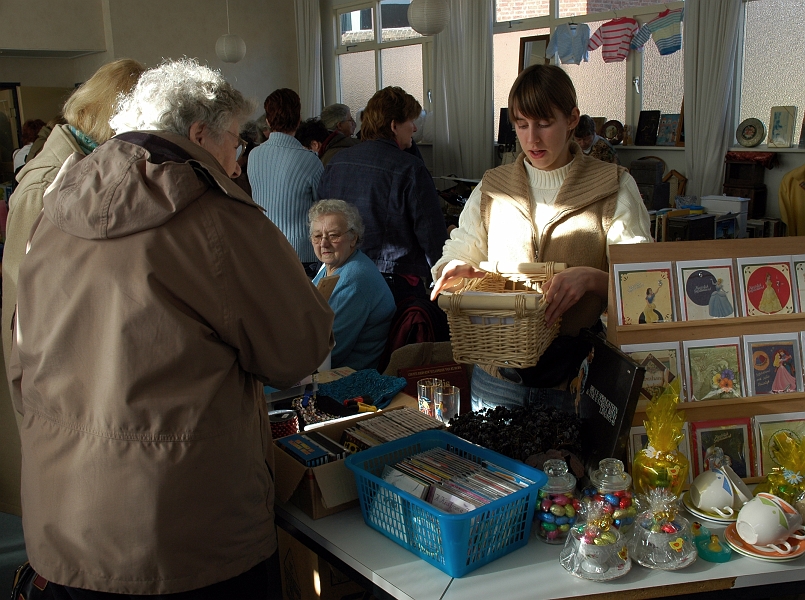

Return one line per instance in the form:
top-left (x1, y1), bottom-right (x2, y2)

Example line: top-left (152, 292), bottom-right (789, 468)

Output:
top-left (276, 502), bottom-right (805, 600)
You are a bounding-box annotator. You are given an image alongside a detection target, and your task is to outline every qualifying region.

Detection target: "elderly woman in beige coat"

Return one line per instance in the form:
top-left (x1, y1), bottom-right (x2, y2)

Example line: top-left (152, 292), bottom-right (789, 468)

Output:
top-left (9, 58), bottom-right (334, 599)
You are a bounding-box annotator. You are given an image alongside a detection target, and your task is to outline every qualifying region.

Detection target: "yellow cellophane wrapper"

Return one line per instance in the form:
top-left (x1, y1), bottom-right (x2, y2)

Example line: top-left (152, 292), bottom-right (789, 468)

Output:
top-left (755, 431), bottom-right (805, 504)
top-left (633, 380), bottom-right (689, 496)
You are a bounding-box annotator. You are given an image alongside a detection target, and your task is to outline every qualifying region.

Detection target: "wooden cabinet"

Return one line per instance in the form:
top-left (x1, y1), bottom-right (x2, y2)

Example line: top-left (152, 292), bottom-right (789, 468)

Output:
top-left (607, 238), bottom-right (805, 482)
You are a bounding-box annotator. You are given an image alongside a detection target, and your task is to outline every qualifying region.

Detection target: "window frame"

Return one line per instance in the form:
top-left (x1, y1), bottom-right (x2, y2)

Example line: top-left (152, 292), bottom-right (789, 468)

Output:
top-left (334, 0), bottom-right (434, 113)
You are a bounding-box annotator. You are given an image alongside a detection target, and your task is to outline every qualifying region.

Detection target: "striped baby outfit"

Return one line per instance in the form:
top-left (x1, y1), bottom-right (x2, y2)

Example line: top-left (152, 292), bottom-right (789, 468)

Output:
top-left (588, 17), bottom-right (639, 62)
top-left (631, 8), bottom-right (684, 56)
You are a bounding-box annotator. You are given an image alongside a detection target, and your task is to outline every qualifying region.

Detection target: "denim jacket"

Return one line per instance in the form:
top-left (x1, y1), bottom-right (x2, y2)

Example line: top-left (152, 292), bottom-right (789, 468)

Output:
top-left (318, 138), bottom-right (447, 281)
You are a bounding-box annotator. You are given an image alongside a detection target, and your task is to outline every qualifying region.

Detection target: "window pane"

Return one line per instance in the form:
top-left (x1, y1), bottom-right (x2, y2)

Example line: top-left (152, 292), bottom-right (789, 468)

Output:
top-left (493, 28), bottom-right (549, 140)
top-left (562, 21), bottom-right (626, 124)
top-left (740, 0), bottom-right (805, 136)
top-left (381, 45), bottom-right (424, 107)
top-left (496, 0), bottom-right (548, 22)
top-left (558, 0), bottom-right (666, 19)
top-left (380, 0), bottom-right (423, 43)
top-left (340, 8), bottom-right (375, 46)
top-left (640, 23), bottom-right (684, 115)
top-left (339, 51), bottom-right (377, 112)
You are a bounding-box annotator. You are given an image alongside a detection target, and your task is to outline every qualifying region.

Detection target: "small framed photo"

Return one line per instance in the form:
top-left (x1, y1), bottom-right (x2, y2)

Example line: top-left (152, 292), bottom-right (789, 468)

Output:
top-left (613, 261), bottom-right (675, 326)
top-left (690, 417), bottom-right (754, 478)
top-left (792, 254), bottom-right (805, 311)
top-left (736, 256), bottom-right (796, 316)
top-left (656, 114), bottom-right (681, 146)
top-left (683, 337), bottom-right (744, 401)
top-left (767, 106), bottom-right (797, 148)
top-left (753, 412), bottom-right (805, 477)
top-left (621, 341), bottom-right (684, 401)
top-left (675, 259), bottom-right (737, 321)
top-left (742, 333), bottom-right (803, 396)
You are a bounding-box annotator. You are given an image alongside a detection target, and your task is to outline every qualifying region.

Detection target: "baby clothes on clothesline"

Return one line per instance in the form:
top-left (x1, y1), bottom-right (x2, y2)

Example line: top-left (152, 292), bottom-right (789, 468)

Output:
top-left (546, 22), bottom-right (591, 65)
top-left (587, 17), bottom-right (639, 63)
top-left (631, 8), bottom-right (684, 56)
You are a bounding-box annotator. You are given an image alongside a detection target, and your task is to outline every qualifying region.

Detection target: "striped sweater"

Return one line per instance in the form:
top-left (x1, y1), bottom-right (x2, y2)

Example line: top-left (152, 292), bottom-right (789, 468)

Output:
top-left (248, 132), bottom-right (323, 263)
top-left (631, 8), bottom-right (684, 56)
top-left (588, 17), bottom-right (639, 62)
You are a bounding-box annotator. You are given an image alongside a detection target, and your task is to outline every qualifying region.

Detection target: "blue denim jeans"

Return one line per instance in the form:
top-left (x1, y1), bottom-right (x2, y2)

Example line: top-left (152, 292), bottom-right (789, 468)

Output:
top-left (470, 365), bottom-right (575, 414)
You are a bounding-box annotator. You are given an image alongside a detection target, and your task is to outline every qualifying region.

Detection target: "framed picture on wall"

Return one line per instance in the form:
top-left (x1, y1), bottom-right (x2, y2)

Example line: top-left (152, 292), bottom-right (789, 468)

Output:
top-left (767, 106), bottom-right (797, 148)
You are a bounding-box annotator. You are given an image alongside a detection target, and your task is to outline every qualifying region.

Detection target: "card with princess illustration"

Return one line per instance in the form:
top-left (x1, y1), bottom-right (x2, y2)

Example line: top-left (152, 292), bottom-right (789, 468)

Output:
top-left (742, 333), bottom-right (803, 396)
top-left (682, 337), bottom-right (744, 402)
top-left (613, 261), bottom-right (675, 326)
top-left (736, 256), bottom-right (796, 317)
top-left (674, 259), bottom-right (737, 321)
top-left (621, 341), bottom-right (684, 401)
top-left (792, 254), bottom-right (805, 311)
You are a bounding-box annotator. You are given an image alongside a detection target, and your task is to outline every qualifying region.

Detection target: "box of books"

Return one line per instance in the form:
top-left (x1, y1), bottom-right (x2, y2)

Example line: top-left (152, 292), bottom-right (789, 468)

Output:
top-left (273, 406), bottom-right (443, 519)
top-left (345, 430), bottom-right (548, 577)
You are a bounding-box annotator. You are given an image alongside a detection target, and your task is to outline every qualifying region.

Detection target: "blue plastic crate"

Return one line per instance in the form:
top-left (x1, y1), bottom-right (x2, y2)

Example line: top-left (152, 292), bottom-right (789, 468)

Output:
top-left (344, 430), bottom-right (547, 577)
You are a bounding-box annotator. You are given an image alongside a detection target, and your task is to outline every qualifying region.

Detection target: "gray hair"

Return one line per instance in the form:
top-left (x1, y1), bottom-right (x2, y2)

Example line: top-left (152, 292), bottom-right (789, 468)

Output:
top-left (320, 103), bottom-right (352, 130)
top-left (308, 199), bottom-right (364, 245)
top-left (110, 58), bottom-right (256, 139)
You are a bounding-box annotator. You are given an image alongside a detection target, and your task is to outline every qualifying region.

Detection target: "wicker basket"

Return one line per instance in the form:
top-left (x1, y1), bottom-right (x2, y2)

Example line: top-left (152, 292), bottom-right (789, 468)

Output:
top-left (437, 261), bottom-right (565, 369)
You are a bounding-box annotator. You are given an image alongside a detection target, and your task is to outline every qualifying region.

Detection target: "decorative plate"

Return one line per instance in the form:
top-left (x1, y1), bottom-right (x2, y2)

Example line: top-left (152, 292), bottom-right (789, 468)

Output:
top-left (602, 120), bottom-right (624, 145)
top-left (736, 118), bottom-right (765, 148)
top-left (682, 491), bottom-right (738, 524)
top-left (724, 523), bottom-right (805, 561)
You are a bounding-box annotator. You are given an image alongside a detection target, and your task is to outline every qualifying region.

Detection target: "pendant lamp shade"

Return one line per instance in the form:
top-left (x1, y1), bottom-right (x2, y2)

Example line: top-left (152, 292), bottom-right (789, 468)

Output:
top-left (407, 0), bottom-right (450, 36)
top-left (216, 33), bottom-right (246, 63)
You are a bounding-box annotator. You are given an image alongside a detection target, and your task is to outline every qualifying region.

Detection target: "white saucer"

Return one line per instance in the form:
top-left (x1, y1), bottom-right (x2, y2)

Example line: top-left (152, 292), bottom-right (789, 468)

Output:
top-left (682, 491), bottom-right (738, 524)
top-left (724, 523), bottom-right (805, 562)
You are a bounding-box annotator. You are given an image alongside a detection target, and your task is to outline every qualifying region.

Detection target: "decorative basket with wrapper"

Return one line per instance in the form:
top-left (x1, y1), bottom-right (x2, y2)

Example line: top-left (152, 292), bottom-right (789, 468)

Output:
top-left (436, 261), bottom-right (565, 369)
top-left (633, 379), bottom-right (689, 497)
top-left (755, 431), bottom-right (805, 514)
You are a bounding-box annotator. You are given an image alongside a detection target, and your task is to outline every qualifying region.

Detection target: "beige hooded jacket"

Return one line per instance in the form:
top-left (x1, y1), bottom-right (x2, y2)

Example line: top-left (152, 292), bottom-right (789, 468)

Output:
top-left (8, 131), bottom-right (334, 594)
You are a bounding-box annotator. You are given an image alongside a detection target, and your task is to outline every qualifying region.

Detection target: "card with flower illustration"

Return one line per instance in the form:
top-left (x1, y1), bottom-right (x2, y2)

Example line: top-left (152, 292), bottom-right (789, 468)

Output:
top-left (628, 424), bottom-right (692, 483)
top-left (682, 337), bottom-right (744, 402)
top-left (742, 333), bottom-right (803, 396)
top-left (690, 417), bottom-right (753, 478)
top-left (793, 254), bottom-right (805, 311)
top-left (621, 341), bottom-right (684, 401)
top-left (675, 259), bottom-right (737, 320)
top-left (736, 256), bottom-right (796, 316)
top-left (613, 261), bottom-right (675, 326)
top-left (753, 412), bottom-right (805, 477)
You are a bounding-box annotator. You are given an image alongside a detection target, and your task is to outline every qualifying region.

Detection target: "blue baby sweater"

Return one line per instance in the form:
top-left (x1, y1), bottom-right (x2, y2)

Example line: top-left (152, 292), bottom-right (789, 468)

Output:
top-left (546, 23), bottom-right (590, 64)
top-left (313, 249), bottom-right (396, 370)
top-left (631, 8), bottom-right (684, 56)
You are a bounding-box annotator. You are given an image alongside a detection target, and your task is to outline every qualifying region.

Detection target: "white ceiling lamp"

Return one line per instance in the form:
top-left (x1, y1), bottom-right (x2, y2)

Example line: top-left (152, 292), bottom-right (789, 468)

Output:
top-left (215, 0), bottom-right (246, 63)
top-left (408, 0), bottom-right (451, 36)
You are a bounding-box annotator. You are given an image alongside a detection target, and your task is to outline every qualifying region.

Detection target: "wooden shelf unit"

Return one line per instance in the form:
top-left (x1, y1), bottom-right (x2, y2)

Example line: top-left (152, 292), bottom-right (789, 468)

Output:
top-left (607, 238), bottom-right (805, 480)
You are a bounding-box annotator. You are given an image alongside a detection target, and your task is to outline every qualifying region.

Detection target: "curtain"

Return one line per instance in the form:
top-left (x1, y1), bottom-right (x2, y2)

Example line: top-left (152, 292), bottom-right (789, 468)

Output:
top-left (683, 0), bottom-right (743, 198)
top-left (433, 0), bottom-right (494, 179)
top-left (294, 0), bottom-right (323, 120)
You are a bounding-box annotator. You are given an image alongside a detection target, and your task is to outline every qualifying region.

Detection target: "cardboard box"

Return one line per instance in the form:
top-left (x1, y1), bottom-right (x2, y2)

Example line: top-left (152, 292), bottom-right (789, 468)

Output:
top-left (278, 527), bottom-right (376, 600)
top-left (274, 406), bottom-right (421, 520)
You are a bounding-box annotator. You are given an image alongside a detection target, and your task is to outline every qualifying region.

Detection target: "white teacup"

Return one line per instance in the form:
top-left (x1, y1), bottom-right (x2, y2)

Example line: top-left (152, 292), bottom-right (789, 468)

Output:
top-left (736, 493), bottom-right (805, 551)
top-left (690, 468), bottom-right (735, 517)
top-left (722, 464), bottom-right (753, 506)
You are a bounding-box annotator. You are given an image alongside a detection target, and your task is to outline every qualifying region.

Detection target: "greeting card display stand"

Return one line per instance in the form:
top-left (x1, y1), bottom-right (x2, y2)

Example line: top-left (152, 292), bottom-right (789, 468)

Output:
top-left (608, 238), bottom-right (805, 485)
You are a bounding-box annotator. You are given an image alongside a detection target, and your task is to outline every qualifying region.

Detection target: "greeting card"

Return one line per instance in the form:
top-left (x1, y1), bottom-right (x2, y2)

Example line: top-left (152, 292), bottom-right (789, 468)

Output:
top-left (690, 417), bottom-right (754, 478)
top-left (742, 333), bottom-right (803, 396)
top-left (621, 341), bottom-right (683, 401)
top-left (675, 259), bottom-right (736, 320)
top-left (754, 412), bottom-right (805, 477)
top-left (614, 262), bottom-right (675, 326)
top-left (793, 254), bottom-right (805, 311)
top-left (736, 256), bottom-right (795, 316)
top-left (683, 337), bottom-right (743, 402)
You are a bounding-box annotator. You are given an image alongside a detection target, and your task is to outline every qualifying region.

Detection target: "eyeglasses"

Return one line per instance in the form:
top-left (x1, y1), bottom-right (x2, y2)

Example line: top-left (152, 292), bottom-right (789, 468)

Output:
top-left (310, 229), bottom-right (352, 244)
top-left (223, 130), bottom-right (247, 160)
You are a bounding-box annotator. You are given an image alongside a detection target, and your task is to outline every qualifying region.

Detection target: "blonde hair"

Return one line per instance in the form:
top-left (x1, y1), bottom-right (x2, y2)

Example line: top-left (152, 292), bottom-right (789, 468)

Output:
top-left (63, 58), bottom-right (145, 144)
